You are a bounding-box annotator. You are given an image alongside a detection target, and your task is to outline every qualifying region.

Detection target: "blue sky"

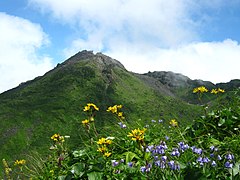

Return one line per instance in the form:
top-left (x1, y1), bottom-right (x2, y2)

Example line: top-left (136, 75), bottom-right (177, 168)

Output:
top-left (0, 0), bottom-right (240, 93)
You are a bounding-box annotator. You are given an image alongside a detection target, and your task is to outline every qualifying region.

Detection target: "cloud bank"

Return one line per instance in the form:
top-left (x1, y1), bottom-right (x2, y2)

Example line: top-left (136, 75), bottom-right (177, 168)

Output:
top-left (0, 12), bottom-right (53, 93)
top-left (28, 0), bottom-right (240, 83)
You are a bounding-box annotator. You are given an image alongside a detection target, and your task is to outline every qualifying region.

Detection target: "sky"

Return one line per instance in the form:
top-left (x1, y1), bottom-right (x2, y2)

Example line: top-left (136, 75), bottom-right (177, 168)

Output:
top-left (0, 0), bottom-right (240, 93)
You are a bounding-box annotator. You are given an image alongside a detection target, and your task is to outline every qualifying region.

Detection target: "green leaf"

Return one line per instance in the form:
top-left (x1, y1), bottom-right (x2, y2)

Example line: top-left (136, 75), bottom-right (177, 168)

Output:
top-left (228, 161), bottom-right (240, 177)
top-left (72, 163), bottom-right (85, 177)
top-left (72, 150), bottom-right (86, 158)
top-left (123, 151), bottom-right (140, 162)
top-left (209, 138), bottom-right (221, 146)
top-left (87, 172), bottom-right (103, 180)
top-left (218, 118), bottom-right (225, 126)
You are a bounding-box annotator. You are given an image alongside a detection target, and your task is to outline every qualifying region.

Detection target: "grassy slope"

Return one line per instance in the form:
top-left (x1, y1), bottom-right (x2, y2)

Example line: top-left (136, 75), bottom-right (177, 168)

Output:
top-left (0, 58), bottom-right (201, 174)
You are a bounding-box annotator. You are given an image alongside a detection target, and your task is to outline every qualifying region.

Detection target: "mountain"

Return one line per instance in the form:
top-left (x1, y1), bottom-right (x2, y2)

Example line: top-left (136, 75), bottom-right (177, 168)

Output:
top-left (144, 71), bottom-right (240, 104)
top-left (0, 50), bottom-right (239, 172)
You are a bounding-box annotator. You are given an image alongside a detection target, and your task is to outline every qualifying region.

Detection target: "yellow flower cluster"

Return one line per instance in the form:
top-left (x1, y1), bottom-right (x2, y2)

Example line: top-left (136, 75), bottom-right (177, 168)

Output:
top-left (14, 159), bottom-right (26, 166)
top-left (128, 128), bottom-right (146, 141)
top-left (211, 88), bottom-right (225, 94)
top-left (193, 86), bottom-right (208, 93)
top-left (107, 105), bottom-right (124, 119)
top-left (51, 133), bottom-right (65, 143)
top-left (169, 119), bottom-right (178, 127)
top-left (83, 103), bottom-right (99, 112)
top-left (97, 137), bottom-right (113, 157)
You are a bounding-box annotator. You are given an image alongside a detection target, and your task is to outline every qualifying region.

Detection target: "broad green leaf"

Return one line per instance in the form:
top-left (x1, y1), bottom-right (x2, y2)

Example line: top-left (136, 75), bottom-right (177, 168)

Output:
top-left (123, 151), bottom-right (140, 162)
top-left (87, 172), bottom-right (103, 180)
top-left (72, 163), bottom-right (85, 177)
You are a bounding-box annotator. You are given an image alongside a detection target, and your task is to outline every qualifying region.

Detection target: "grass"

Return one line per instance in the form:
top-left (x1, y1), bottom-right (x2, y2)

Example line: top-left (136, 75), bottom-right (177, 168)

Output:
top-left (2, 87), bottom-right (239, 179)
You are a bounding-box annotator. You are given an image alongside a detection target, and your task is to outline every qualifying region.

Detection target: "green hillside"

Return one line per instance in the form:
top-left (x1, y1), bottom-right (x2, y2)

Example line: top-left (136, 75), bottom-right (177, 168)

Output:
top-left (0, 51), bottom-right (203, 171)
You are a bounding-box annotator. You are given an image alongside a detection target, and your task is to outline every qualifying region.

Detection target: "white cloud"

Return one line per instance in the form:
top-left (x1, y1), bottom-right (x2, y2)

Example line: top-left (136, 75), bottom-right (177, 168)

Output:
top-left (0, 12), bottom-right (53, 93)
top-left (29, 0), bottom-right (240, 83)
top-left (30, 0), bottom-right (199, 48)
top-left (107, 39), bottom-right (240, 83)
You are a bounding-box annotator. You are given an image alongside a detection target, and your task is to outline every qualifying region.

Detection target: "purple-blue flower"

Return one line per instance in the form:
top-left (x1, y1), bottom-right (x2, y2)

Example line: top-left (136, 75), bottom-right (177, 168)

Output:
top-left (128, 162), bottom-right (133, 168)
top-left (211, 160), bottom-right (217, 167)
top-left (151, 119), bottom-right (156, 123)
top-left (210, 145), bottom-right (215, 151)
top-left (140, 166), bottom-right (146, 173)
top-left (192, 147), bottom-right (202, 155)
top-left (168, 160), bottom-right (180, 170)
top-left (118, 122), bottom-right (126, 128)
top-left (155, 160), bottom-right (166, 169)
top-left (203, 157), bottom-right (210, 163)
top-left (146, 145), bottom-right (154, 153)
top-left (217, 155), bottom-right (222, 161)
top-left (225, 154), bottom-right (234, 160)
top-left (165, 136), bottom-right (170, 141)
top-left (171, 148), bottom-right (180, 157)
top-left (161, 155), bottom-right (167, 162)
top-left (111, 160), bottom-right (119, 167)
top-left (178, 142), bottom-right (189, 152)
top-left (225, 161), bottom-right (233, 168)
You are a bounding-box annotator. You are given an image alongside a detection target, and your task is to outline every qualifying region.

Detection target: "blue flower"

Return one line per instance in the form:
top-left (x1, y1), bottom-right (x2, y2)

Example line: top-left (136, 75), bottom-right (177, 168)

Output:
top-left (211, 160), bottom-right (217, 167)
top-left (140, 164), bottom-right (151, 173)
top-left (225, 154), bottom-right (234, 160)
top-left (111, 160), bottom-right (119, 167)
top-left (210, 145), bottom-right (215, 151)
top-left (178, 142), bottom-right (189, 152)
top-left (158, 119), bottom-right (163, 123)
top-left (146, 145), bottom-right (154, 152)
top-left (118, 122), bottom-right (127, 128)
top-left (140, 166), bottom-right (146, 173)
top-left (168, 160), bottom-right (180, 170)
top-left (225, 161), bottom-right (233, 169)
top-left (165, 136), bottom-right (170, 141)
top-left (128, 162), bottom-right (133, 168)
top-left (155, 160), bottom-right (166, 169)
top-left (161, 155), bottom-right (167, 162)
top-left (151, 119), bottom-right (156, 123)
top-left (171, 148), bottom-right (180, 157)
top-left (217, 155), bottom-right (222, 161)
top-left (192, 146), bottom-right (202, 155)
top-left (203, 157), bottom-right (210, 163)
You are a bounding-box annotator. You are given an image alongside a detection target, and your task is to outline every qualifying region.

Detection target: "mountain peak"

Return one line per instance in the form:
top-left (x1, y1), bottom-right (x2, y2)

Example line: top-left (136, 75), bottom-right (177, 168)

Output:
top-left (62, 50), bottom-right (125, 70)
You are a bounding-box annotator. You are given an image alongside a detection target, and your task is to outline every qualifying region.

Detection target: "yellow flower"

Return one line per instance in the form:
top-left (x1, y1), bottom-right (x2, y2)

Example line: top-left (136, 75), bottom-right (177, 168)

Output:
top-left (82, 119), bottom-right (89, 125)
top-left (128, 128), bottom-right (146, 141)
top-left (107, 106), bottom-right (117, 113)
top-left (97, 138), bottom-right (107, 145)
top-left (217, 88), bottom-right (225, 93)
top-left (193, 86), bottom-right (208, 93)
top-left (97, 146), bottom-right (107, 153)
top-left (51, 133), bottom-right (65, 142)
top-left (105, 139), bottom-right (112, 145)
top-left (104, 152), bottom-right (112, 157)
top-left (117, 105), bottom-right (123, 109)
top-left (211, 88), bottom-right (225, 94)
top-left (97, 138), bottom-right (112, 145)
top-left (83, 103), bottom-right (99, 112)
top-left (211, 89), bottom-right (218, 94)
top-left (169, 119), bottom-right (178, 127)
top-left (118, 112), bottom-right (123, 117)
top-left (14, 159), bottom-right (26, 166)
